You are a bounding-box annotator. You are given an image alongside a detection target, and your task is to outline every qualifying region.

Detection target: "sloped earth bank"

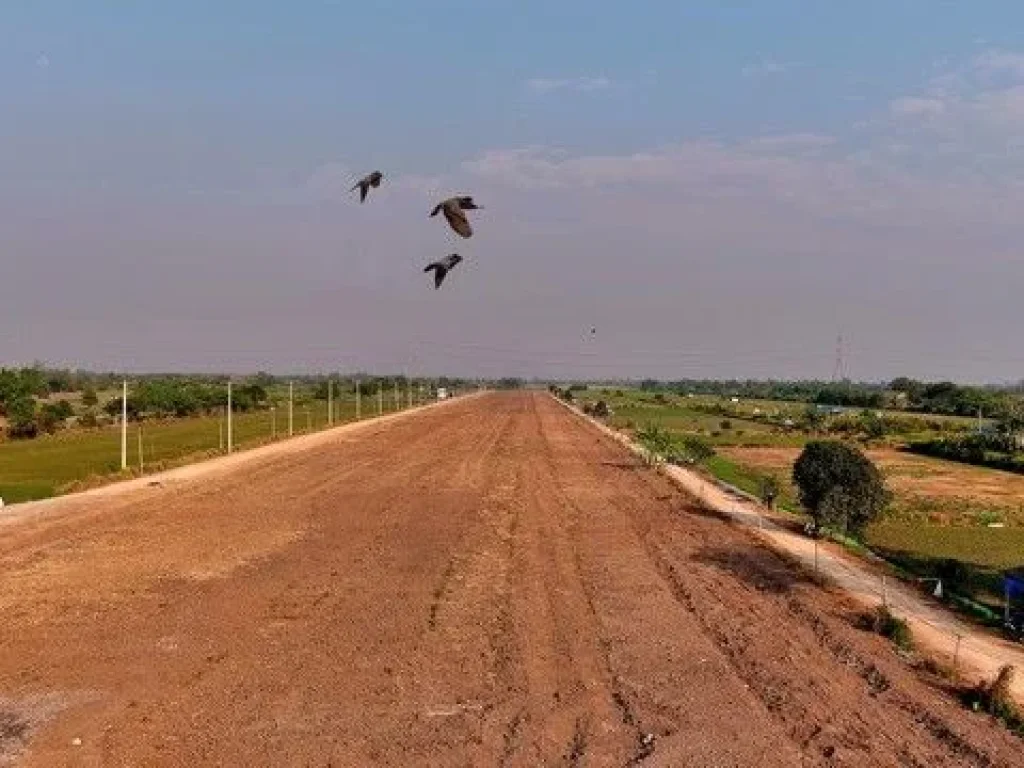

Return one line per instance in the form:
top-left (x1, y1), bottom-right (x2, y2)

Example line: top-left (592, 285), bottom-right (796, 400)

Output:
top-left (0, 392), bottom-right (1020, 766)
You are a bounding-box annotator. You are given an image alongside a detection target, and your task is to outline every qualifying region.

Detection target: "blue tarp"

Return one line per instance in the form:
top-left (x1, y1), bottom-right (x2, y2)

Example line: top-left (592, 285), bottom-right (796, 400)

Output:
top-left (1006, 571), bottom-right (1024, 601)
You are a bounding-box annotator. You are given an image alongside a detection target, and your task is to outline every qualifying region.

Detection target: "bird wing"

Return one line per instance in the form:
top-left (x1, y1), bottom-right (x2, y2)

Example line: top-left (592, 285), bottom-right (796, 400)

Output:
top-left (429, 202), bottom-right (444, 217)
top-left (369, 172), bottom-right (382, 188)
top-left (433, 266), bottom-right (448, 289)
top-left (444, 205), bottom-right (473, 238)
top-left (358, 181), bottom-right (369, 203)
top-left (423, 262), bottom-right (448, 289)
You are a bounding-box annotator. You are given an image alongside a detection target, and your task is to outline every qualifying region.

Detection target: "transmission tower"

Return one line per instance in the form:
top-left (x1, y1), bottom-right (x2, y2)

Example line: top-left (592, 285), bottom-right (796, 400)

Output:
top-left (831, 334), bottom-right (847, 382)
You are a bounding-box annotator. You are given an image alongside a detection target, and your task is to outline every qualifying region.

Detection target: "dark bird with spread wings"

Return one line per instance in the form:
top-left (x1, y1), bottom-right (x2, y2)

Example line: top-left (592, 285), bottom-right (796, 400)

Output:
top-left (351, 171), bottom-right (383, 203)
top-left (430, 196), bottom-right (483, 238)
top-left (423, 253), bottom-right (463, 289)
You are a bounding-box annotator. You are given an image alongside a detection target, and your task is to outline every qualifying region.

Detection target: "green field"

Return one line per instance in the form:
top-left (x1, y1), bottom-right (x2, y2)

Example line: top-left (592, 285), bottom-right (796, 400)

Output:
top-left (0, 393), bottom-right (410, 504)
top-left (570, 386), bottom-right (1024, 608)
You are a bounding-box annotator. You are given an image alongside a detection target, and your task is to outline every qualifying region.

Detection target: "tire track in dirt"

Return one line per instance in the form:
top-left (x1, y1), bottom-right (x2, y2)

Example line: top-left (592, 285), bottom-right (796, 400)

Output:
top-left (1, 393), bottom-right (1022, 767)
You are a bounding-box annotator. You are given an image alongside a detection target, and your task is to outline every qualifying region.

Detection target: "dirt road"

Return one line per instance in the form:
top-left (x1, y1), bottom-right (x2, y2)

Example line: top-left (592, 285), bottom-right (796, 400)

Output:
top-left (0, 393), bottom-right (1021, 766)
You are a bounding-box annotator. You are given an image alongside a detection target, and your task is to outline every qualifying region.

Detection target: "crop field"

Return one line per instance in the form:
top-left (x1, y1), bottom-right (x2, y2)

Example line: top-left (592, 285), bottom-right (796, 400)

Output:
top-left (0, 395), bottom-right (407, 504)
top-left (572, 387), bottom-right (1024, 596)
top-left (578, 394), bottom-right (806, 447)
top-left (572, 387), bottom-right (975, 451)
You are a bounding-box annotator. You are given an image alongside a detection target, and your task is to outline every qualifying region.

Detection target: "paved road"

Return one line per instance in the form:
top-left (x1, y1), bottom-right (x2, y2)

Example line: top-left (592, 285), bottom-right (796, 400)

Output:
top-left (1, 393), bottom-right (1021, 767)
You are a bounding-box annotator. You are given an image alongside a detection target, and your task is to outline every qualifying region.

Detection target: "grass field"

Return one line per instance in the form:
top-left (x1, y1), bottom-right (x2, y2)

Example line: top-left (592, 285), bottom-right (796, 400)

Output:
top-left (716, 446), bottom-right (1024, 527)
top-left (571, 387), bottom-right (1024, 588)
top-left (0, 394), bottom-right (410, 504)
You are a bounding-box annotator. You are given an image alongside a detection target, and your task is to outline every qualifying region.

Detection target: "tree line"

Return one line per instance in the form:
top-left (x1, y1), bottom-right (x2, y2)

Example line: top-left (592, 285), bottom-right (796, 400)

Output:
top-left (0, 366), bottom-right (479, 441)
top-left (619, 376), bottom-right (1023, 420)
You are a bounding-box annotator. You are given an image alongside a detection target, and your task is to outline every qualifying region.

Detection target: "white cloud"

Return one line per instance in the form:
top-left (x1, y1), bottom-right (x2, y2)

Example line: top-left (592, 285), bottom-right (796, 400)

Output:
top-left (745, 133), bottom-right (837, 151)
top-left (973, 49), bottom-right (1024, 80)
top-left (525, 76), bottom-right (612, 94)
top-left (889, 97), bottom-right (946, 117)
top-left (741, 58), bottom-right (795, 77)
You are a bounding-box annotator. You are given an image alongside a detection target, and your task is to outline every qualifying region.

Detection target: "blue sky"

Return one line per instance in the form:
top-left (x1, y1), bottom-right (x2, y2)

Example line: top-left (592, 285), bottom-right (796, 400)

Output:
top-left (3, 2), bottom-right (1024, 381)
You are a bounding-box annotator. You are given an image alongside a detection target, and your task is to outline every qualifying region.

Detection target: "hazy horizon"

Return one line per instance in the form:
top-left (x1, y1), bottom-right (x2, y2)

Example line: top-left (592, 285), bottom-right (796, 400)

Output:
top-left (4, 3), bottom-right (1024, 384)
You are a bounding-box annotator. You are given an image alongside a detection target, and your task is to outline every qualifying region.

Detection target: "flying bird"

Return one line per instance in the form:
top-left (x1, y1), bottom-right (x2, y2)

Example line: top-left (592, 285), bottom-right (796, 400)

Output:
top-left (430, 196), bottom-right (483, 238)
top-left (423, 253), bottom-right (463, 289)
top-left (351, 171), bottom-right (383, 203)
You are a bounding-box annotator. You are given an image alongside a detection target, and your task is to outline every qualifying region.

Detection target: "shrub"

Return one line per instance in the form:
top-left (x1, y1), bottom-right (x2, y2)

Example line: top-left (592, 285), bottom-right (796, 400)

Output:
top-left (917, 656), bottom-right (953, 680)
top-left (720, 419), bottom-right (732, 430)
top-left (5, 395), bottom-right (38, 439)
top-left (680, 436), bottom-right (715, 463)
top-left (636, 423), bottom-right (675, 467)
top-left (963, 665), bottom-right (1023, 734)
top-left (759, 475), bottom-right (781, 508)
top-left (870, 605), bottom-right (914, 650)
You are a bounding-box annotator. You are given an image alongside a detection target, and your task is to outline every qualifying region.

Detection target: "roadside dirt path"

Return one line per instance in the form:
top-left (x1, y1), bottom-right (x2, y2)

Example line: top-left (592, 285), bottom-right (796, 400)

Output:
top-left (1, 393), bottom-right (1021, 766)
top-left (559, 399), bottom-right (1024, 705)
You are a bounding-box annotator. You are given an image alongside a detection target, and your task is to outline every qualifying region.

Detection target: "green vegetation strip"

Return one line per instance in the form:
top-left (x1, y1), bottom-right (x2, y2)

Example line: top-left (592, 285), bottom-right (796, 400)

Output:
top-left (0, 398), bottom-right (390, 504)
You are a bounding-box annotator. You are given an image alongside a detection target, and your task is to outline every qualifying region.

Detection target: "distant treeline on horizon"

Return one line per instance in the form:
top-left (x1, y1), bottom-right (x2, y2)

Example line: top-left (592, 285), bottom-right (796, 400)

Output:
top-left (536, 377), bottom-right (1024, 420)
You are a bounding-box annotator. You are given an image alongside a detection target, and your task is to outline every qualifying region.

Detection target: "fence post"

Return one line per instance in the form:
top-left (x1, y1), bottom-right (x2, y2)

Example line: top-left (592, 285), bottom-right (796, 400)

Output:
top-left (121, 379), bottom-right (128, 470)
top-left (227, 380), bottom-right (233, 454)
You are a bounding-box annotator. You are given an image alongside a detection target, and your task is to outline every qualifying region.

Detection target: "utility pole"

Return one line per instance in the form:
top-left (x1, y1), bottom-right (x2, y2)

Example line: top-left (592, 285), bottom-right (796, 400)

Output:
top-left (227, 380), bottom-right (233, 454)
top-left (289, 381), bottom-right (294, 436)
top-left (271, 406), bottom-right (277, 439)
top-left (121, 379), bottom-right (128, 471)
top-left (394, 380), bottom-right (400, 410)
top-left (831, 333), bottom-right (847, 383)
